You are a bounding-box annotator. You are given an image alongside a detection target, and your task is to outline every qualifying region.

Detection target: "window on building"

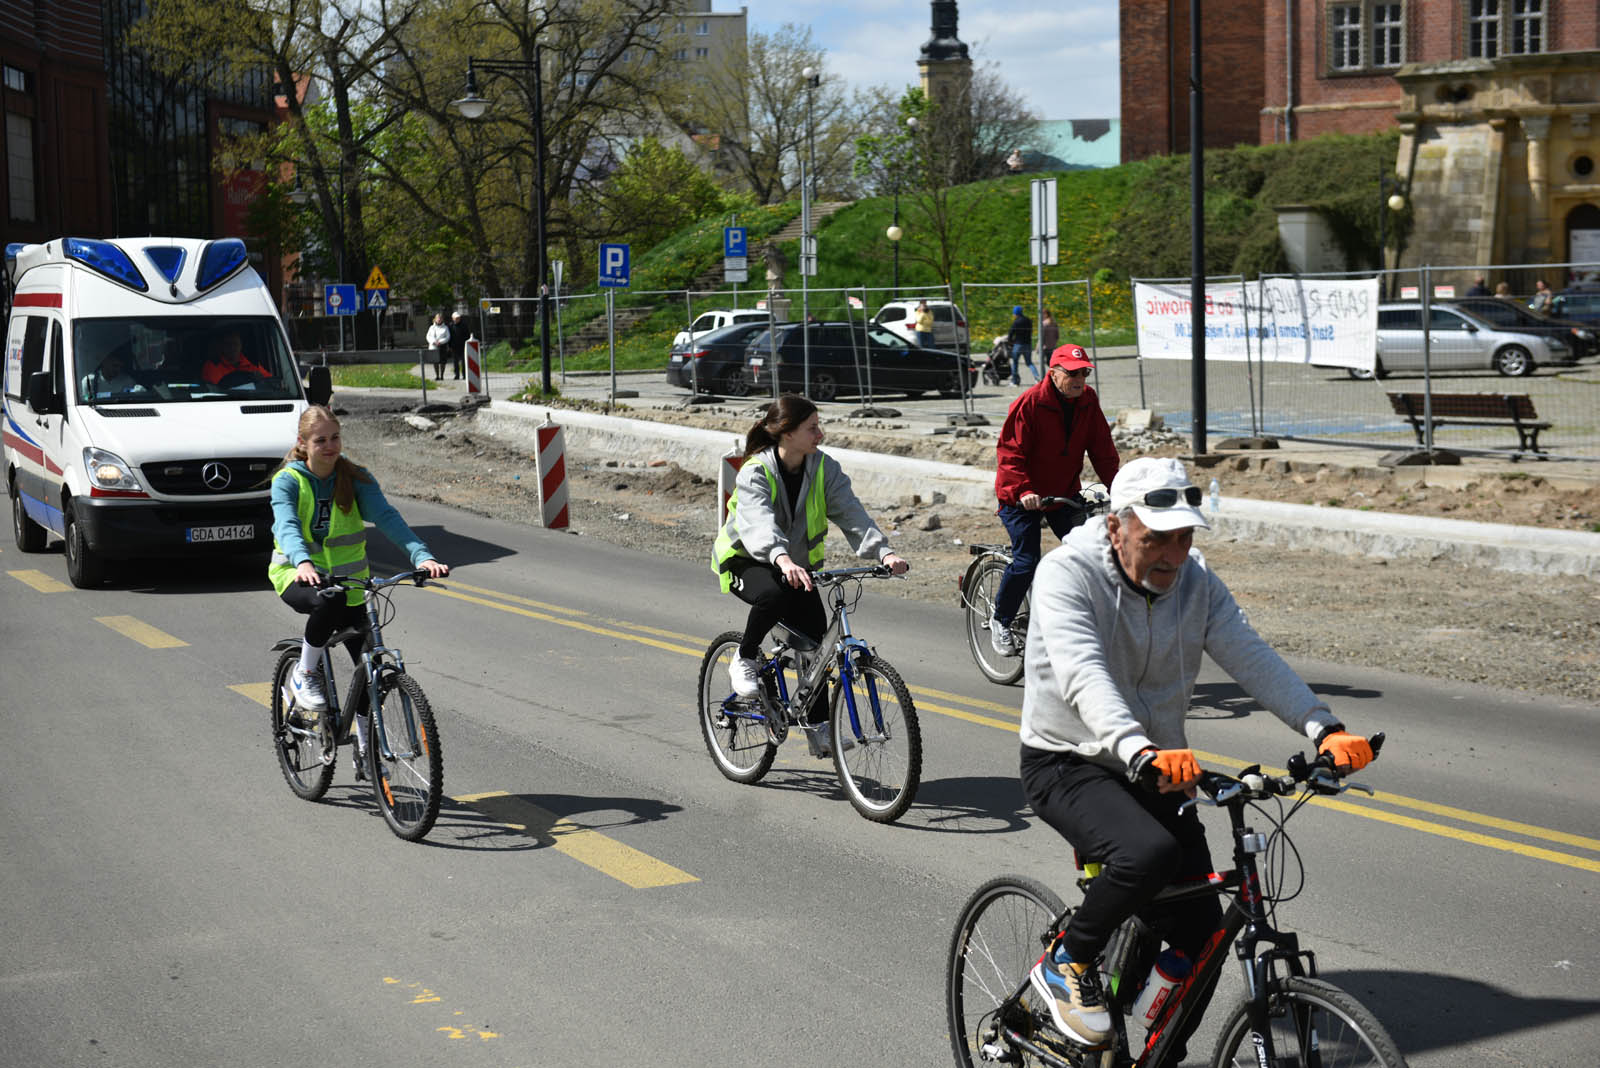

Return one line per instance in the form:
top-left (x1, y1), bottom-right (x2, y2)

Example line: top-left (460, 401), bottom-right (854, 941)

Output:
top-left (1509, 0), bottom-right (1544, 54)
top-left (1330, 5), bottom-right (1364, 71)
top-left (1327, 1), bottom-right (1408, 72)
top-left (673, 49), bottom-right (687, 61)
top-left (1467, 0), bottom-right (1501, 57)
top-left (3, 65), bottom-right (29, 93)
top-left (695, 47), bottom-right (709, 58)
top-left (6, 112), bottom-right (36, 222)
top-left (696, 20), bottom-right (709, 35)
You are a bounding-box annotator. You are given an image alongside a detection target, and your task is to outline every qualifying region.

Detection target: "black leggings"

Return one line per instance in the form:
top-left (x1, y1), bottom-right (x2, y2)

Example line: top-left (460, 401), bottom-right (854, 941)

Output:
top-left (727, 555), bottom-right (826, 661)
top-left (280, 583), bottom-right (367, 664)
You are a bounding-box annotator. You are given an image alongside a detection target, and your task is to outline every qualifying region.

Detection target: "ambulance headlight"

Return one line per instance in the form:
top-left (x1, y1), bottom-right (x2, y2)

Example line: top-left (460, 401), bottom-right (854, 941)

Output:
top-left (83, 448), bottom-right (146, 495)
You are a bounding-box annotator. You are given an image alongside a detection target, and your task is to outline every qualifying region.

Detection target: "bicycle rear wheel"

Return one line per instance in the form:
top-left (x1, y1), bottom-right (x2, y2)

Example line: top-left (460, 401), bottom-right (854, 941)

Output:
top-left (963, 557), bottom-right (1024, 686)
top-left (830, 654), bottom-right (921, 822)
top-left (1211, 976), bottom-right (1408, 1068)
top-left (947, 875), bottom-right (1068, 1068)
top-left (697, 631), bottom-right (778, 784)
top-left (270, 649), bottom-right (335, 801)
top-left (367, 671), bottom-right (443, 842)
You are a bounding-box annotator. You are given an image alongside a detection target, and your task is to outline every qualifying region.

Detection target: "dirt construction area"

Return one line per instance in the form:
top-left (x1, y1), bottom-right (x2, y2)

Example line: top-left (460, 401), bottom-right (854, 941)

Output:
top-left (334, 394), bottom-right (1600, 705)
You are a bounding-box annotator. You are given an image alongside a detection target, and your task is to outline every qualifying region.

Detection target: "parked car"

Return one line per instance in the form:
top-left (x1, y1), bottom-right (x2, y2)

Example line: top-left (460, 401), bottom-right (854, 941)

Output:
top-left (872, 298), bottom-right (970, 354)
top-left (1447, 296), bottom-right (1598, 359)
top-left (1548, 284), bottom-right (1600, 327)
top-left (1349, 302), bottom-right (1574, 379)
top-left (665, 320), bottom-right (773, 396)
top-left (670, 307), bottom-right (770, 350)
top-left (743, 321), bottom-right (976, 401)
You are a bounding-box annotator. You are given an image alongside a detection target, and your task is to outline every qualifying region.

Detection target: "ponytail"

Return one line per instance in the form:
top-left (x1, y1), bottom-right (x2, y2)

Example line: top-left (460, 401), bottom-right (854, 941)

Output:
top-left (743, 393), bottom-right (818, 457)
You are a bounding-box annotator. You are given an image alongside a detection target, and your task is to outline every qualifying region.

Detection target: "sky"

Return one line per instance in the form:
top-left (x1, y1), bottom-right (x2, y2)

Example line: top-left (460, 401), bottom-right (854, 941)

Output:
top-left (741, 0), bottom-right (1121, 121)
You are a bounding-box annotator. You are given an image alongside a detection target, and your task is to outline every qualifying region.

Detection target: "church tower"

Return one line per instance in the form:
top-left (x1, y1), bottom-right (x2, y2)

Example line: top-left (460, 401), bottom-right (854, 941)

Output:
top-left (918, 0), bottom-right (972, 112)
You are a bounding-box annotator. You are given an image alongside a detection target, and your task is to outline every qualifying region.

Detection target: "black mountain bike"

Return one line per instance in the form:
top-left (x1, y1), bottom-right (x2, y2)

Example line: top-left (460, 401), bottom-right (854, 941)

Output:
top-left (697, 565), bottom-right (921, 823)
top-left (948, 735), bottom-right (1407, 1068)
top-left (959, 487), bottom-right (1110, 685)
top-left (269, 570), bottom-right (444, 842)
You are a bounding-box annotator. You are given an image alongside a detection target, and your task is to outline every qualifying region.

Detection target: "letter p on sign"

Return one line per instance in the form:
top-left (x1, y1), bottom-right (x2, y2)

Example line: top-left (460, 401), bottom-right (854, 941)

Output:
top-left (599, 243), bottom-right (630, 288)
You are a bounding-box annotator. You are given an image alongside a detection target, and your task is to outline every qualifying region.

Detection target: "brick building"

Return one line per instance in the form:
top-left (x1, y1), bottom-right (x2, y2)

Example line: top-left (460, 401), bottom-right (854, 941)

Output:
top-left (1120, 0), bottom-right (1265, 161)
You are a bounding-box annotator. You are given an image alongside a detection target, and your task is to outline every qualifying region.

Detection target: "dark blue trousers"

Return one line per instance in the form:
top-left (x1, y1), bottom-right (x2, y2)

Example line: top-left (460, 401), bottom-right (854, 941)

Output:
top-left (992, 504), bottom-right (1082, 625)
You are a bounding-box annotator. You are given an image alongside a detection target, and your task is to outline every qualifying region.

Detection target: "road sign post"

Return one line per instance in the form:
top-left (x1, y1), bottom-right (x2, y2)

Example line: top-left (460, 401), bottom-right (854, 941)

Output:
top-left (599, 243), bottom-right (630, 406)
top-left (1030, 178), bottom-right (1059, 374)
top-left (324, 283), bottom-right (359, 353)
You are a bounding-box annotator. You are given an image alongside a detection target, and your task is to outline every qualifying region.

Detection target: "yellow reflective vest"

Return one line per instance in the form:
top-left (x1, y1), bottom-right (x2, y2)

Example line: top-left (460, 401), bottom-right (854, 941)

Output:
top-left (712, 458), bottom-right (827, 593)
top-left (268, 467), bottom-right (370, 605)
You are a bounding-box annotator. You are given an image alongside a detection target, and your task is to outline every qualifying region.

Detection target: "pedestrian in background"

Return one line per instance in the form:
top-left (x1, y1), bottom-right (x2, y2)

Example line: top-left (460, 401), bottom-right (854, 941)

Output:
top-left (1493, 281), bottom-right (1514, 300)
top-left (1529, 279), bottom-right (1553, 312)
top-left (1466, 276), bottom-right (1490, 297)
top-left (447, 311), bottom-right (467, 380)
top-left (1039, 309), bottom-right (1060, 362)
top-left (1008, 305), bottom-right (1036, 385)
top-left (426, 313), bottom-right (450, 380)
top-left (914, 300), bottom-right (936, 348)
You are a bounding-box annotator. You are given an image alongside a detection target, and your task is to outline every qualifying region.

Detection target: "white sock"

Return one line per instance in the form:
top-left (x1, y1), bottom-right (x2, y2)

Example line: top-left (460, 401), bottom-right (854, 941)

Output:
top-left (354, 713), bottom-right (369, 755)
top-left (299, 639), bottom-right (324, 676)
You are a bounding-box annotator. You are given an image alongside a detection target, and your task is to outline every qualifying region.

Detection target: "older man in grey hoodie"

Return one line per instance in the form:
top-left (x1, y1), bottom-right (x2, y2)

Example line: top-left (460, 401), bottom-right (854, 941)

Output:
top-left (1016, 456), bottom-right (1376, 1051)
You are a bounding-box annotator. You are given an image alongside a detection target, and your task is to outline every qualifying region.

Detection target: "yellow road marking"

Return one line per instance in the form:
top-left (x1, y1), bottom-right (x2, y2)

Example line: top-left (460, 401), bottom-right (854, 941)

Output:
top-left (453, 791), bottom-right (698, 889)
top-left (94, 615), bottom-right (188, 649)
top-left (8, 569), bottom-right (70, 592)
top-left (231, 683), bottom-right (273, 707)
top-left (435, 580), bottom-right (704, 644)
top-left (426, 582), bottom-right (1599, 872)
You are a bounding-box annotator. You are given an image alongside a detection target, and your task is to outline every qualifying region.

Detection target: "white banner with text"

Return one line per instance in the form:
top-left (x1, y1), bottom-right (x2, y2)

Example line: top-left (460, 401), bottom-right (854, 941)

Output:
top-left (1133, 278), bottom-right (1379, 371)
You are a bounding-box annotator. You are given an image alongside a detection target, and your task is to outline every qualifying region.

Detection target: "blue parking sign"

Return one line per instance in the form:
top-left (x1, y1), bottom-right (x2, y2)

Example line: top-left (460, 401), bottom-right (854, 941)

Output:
top-left (723, 227), bottom-right (747, 258)
top-left (324, 283), bottom-right (359, 316)
top-left (598, 243), bottom-right (630, 288)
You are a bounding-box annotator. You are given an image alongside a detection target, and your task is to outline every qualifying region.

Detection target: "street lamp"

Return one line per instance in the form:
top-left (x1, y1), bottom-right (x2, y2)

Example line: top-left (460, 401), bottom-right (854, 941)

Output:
top-left (798, 65), bottom-right (821, 398)
top-left (453, 51), bottom-right (553, 395)
top-left (888, 114), bottom-right (917, 299)
top-left (1378, 164), bottom-right (1406, 299)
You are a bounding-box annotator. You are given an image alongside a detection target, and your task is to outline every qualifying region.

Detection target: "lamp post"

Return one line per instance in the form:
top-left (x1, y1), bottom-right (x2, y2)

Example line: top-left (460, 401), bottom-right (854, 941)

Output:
top-left (1378, 165), bottom-right (1406, 300)
top-left (887, 114), bottom-right (917, 299)
top-left (287, 164), bottom-right (347, 350)
top-left (799, 65), bottom-right (821, 398)
top-left (453, 49), bottom-right (553, 395)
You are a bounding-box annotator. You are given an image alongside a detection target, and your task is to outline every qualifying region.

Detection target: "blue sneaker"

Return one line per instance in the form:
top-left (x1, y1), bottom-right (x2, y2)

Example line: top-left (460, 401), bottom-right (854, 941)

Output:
top-left (1029, 945), bottom-right (1112, 1047)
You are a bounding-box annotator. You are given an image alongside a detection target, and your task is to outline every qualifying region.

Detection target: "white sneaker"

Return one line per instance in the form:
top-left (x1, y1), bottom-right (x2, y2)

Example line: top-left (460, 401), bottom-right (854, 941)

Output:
top-left (728, 655), bottom-right (762, 698)
top-left (807, 724), bottom-right (857, 759)
top-left (990, 616), bottom-right (1020, 657)
top-left (290, 666), bottom-right (329, 712)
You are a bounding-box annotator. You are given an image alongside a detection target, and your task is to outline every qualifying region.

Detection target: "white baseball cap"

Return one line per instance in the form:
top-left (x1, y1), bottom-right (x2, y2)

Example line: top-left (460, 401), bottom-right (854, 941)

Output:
top-left (1110, 457), bottom-right (1210, 532)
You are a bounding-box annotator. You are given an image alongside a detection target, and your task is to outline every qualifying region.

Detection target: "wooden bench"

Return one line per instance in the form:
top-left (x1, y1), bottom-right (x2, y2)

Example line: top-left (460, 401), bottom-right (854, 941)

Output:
top-left (1386, 391), bottom-right (1551, 459)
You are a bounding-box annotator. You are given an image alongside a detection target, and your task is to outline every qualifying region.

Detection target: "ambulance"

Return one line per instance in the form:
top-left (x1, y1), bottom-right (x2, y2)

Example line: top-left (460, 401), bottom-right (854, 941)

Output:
top-left (3, 236), bottom-right (310, 587)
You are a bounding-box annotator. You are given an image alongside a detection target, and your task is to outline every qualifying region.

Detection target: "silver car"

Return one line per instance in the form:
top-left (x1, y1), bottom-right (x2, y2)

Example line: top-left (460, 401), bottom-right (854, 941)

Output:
top-left (1355, 302), bottom-right (1572, 379)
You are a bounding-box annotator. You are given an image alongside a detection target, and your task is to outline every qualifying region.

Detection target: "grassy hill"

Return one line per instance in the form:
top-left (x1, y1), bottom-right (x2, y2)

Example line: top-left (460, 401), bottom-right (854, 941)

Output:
top-left (500, 131), bottom-right (1402, 378)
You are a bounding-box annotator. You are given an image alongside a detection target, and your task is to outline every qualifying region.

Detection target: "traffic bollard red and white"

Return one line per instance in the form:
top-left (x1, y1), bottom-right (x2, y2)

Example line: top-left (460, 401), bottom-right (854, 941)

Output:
top-left (535, 412), bottom-right (569, 529)
top-left (465, 336), bottom-right (483, 395)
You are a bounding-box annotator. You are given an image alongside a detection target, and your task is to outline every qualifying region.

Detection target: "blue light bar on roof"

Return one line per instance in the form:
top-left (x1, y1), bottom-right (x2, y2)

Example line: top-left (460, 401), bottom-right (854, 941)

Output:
top-left (195, 238), bottom-right (248, 290)
top-left (64, 237), bottom-right (148, 292)
top-left (144, 245), bottom-right (188, 284)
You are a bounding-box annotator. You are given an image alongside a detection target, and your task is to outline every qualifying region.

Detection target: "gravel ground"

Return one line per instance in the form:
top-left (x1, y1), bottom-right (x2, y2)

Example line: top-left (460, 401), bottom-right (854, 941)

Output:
top-left (335, 395), bottom-right (1600, 705)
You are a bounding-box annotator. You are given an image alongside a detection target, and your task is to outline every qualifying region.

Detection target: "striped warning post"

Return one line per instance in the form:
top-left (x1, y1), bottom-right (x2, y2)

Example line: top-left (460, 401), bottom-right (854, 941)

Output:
top-left (465, 337), bottom-right (483, 394)
top-left (718, 438), bottom-right (745, 527)
top-left (535, 414), bottom-right (569, 529)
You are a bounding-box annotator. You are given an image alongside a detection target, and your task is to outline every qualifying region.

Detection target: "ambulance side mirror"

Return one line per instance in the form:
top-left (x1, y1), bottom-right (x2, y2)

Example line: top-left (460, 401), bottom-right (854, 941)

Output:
top-left (26, 371), bottom-right (64, 415)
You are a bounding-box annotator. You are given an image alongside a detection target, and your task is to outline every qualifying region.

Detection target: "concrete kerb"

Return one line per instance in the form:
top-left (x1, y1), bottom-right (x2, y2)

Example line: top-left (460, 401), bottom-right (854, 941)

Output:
top-left (475, 400), bottom-right (1600, 580)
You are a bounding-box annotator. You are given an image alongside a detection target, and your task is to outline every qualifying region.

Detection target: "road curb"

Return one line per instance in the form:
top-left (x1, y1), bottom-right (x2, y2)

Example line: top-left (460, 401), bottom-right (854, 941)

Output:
top-left (475, 401), bottom-right (1600, 579)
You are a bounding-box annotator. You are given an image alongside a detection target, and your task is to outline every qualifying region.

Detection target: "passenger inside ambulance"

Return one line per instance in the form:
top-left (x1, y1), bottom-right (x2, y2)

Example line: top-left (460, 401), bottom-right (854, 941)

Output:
top-left (77, 325), bottom-right (144, 401)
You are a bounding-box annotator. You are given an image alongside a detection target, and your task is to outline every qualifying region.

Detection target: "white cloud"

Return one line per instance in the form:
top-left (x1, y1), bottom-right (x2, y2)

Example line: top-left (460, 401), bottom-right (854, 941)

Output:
top-left (741, 0), bottom-right (1119, 120)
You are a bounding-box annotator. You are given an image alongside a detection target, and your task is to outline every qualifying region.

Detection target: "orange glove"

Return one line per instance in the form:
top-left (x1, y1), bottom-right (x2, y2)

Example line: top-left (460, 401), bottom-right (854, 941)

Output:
top-left (1150, 749), bottom-right (1201, 790)
top-left (1318, 731), bottom-right (1373, 772)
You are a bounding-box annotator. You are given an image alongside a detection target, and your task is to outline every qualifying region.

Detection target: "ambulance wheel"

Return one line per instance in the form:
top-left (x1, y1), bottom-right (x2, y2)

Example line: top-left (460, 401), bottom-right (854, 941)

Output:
top-left (64, 505), bottom-right (107, 588)
top-left (11, 480), bottom-right (46, 553)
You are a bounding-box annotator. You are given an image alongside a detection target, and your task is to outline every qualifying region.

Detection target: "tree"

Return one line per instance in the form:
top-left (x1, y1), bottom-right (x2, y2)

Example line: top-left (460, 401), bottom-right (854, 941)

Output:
top-left (669, 23), bottom-right (861, 204)
top-left (586, 138), bottom-right (733, 251)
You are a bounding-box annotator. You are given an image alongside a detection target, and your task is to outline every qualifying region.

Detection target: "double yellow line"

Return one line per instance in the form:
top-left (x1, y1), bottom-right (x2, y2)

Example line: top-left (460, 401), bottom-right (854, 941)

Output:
top-left (431, 578), bottom-right (1600, 875)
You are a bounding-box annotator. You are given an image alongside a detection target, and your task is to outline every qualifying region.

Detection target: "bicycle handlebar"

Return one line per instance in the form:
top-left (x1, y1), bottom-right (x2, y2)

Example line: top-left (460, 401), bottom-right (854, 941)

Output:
top-left (1164, 732), bottom-right (1386, 810)
top-left (811, 564), bottom-right (897, 584)
top-left (310, 569), bottom-right (435, 598)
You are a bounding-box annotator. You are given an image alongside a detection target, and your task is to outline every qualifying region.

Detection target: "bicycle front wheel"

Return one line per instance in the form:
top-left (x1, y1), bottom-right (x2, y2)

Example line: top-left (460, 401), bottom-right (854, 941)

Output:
top-left (830, 654), bottom-right (920, 823)
top-left (947, 875), bottom-right (1067, 1068)
top-left (367, 671), bottom-right (443, 842)
top-left (1211, 976), bottom-right (1409, 1068)
top-left (963, 557), bottom-right (1024, 686)
top-left (697, 631), bottom-right (777, 784)
top-left (270, 649), bottom-right (335, 801)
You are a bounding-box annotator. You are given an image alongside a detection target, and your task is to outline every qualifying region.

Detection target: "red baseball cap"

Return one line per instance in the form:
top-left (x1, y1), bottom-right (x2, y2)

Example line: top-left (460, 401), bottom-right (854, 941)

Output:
top-left (1049, 344), bottom-right (1094, 371)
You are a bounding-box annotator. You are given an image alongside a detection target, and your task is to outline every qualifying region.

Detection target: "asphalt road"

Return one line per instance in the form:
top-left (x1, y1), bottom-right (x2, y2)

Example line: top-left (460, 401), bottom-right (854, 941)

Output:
top-left (3, 496), bottom-right (1597, 1066)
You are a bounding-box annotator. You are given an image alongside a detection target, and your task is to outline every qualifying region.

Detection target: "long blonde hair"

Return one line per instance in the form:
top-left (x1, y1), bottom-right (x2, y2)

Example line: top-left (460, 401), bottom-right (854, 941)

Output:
top-left (278, 405), bottom-right (371, 511)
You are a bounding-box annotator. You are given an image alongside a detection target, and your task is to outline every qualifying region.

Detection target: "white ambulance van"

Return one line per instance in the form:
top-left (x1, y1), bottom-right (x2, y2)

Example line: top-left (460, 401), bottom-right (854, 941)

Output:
top-left (3, 236), bottom-right (308, 587)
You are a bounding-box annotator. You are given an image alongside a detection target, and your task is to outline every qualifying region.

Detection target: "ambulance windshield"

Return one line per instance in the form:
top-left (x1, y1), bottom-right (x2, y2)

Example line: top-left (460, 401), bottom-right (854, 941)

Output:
top-left (75, 317), bottom-right (300, 405)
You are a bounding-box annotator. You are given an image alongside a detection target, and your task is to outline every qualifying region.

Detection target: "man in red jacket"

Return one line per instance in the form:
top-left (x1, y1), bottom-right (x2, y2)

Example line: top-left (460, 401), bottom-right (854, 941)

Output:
top-left (989, 344), bottom-right (1120, 656)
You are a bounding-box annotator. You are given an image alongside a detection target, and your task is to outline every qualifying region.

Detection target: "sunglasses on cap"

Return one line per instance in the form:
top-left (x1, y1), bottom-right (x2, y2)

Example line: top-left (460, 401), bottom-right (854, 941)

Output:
top-left (1138, 486), bottom-right (1203, 508)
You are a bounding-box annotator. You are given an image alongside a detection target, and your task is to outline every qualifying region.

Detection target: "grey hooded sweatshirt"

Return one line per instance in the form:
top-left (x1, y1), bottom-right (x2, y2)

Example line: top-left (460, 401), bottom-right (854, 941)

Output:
top-left (1020, 516), bottom-right (1340, 770)
top-left (721, 447), bottom-right (891, 567)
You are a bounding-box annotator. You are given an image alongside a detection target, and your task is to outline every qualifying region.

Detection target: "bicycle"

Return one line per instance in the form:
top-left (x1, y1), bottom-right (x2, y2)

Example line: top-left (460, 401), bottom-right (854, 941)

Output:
top-left (269, 570), bottom-right (445, 842)
top-left (947, 735), bottom-right (1407, 1068)
top-left (959, 487), bottom-right (1110, 685)
top-left (696, 564), bottom-right (922, 823)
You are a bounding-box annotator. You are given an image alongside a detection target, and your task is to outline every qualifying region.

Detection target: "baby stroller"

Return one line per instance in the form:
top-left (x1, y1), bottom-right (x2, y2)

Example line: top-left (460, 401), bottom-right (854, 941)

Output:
top-left (981, 334), bottom-right (1012, 385)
